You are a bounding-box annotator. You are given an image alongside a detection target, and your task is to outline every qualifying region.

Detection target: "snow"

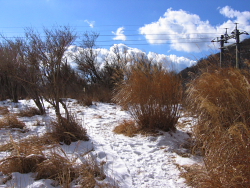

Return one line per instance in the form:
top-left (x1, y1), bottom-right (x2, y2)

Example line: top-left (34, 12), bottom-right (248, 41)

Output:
top-left (0, 99), bottom-right (200, 188)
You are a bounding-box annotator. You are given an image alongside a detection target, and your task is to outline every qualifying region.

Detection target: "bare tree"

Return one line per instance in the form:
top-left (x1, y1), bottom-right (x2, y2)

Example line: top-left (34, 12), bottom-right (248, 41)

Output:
top-left (101, 45), bottom-right (128, 89)
top-left (74, 31), bottom-right (101, 84)
top-left (13, 37), bottom-right (46, 114)
top-left (25, 26), bottom-right (77, 119)
top-left (0, 38), bottom-right (27, 102)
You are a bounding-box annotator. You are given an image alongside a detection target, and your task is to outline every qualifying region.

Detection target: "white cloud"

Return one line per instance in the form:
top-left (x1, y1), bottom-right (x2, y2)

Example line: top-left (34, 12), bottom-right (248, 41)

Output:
top-left (219, 6), bottom-right (250, 37)
top-left (84, 20), bottom-right (95, 28)
top-left (148, 52), bottom-right (196, 71)
top-left (139, 7), bottom-right (250, 53)
top-left (112, 27), bottom-right (126, 41)
top-left (67, 44), bottom-right (195, 72)
top-left (219, 6), bottom-right (240, 18)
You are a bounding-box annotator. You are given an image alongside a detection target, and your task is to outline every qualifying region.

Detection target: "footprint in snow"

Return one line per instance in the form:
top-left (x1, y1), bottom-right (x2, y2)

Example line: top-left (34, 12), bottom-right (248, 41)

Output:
top-left (134, 151), bottom-right (142, 155)
top-left (97, 151), bottom-right (106, 159)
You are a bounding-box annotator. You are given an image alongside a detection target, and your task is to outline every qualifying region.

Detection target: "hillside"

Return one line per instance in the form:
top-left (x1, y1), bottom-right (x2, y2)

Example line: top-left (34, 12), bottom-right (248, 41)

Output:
top-left (179, 37), bottom-right (250, 84)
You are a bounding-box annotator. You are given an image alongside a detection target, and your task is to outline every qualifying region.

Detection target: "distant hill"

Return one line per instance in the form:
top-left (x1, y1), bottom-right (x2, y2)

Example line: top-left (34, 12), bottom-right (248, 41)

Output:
top-left (179, 37), bottom-right (250, 84)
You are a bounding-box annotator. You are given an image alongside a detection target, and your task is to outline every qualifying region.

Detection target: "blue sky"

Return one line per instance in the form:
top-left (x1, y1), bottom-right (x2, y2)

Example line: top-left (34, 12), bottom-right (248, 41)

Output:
top-left (0, 0), bottom-right (250, 70)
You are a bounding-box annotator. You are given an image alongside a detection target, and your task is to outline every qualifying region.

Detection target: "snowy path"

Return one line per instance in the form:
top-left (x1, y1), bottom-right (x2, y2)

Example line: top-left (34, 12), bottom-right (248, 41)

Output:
top-left (68, 102), bottom-right (193, 188)
top-left (0, 100), bottom-right (198, 188)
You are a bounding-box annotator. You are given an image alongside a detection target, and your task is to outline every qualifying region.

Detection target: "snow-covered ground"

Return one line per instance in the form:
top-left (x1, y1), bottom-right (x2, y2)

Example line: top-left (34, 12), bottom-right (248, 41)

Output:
top-left (0, 99), bottom-right (201, 188)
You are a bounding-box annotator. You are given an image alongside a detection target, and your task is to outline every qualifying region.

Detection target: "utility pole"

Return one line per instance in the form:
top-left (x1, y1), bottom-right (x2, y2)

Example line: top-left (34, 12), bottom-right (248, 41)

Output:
top-left (233, 23), bottom-right (240, 68)
top-left (230, 23), bottom-right (249, 69)
top-left (211, 29), bottom-right (228, 68)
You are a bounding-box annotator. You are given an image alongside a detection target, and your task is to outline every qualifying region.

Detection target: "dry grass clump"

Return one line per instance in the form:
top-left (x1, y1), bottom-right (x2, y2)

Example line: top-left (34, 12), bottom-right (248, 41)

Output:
top-left (36, 151), bottom-right (107, 187)
top-left (114, 62), bottom-right (182, 132)
top-left (0, 135), bottom-right (104, 187)
top-left (49, 115), bottom-right (89, 145)
top-left (0, 150), bottom-right (100, 188)
top-left (179, 164), bottom-right (209, 188)
top-left (18, 107), bottom-right (42, 117)
top-left (113, 120), bottom-right (138, 137)
top-left (185, 68), bottom-right (250, 187)
top-left (0, 114), bottom-right (25, 129)
top-left (0, 106), bottom-right (9, 115)
top-left (0, 155), bottom-right (46, 175)
top-left (0, 135), bottom-right (47, 175)
top-left (36, 153), bottom-right (84, 187)
top-left (0, 135), bottom-right (56, 153)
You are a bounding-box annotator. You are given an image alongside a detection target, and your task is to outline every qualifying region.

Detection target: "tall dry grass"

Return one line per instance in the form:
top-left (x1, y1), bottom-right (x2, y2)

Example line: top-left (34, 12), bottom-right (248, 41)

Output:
top-left (48, 115), bottom-right (89, 145)
top-left (185, 68), bottom-right (250, 187)
top-left (114, 62), bottom-right (182, 132)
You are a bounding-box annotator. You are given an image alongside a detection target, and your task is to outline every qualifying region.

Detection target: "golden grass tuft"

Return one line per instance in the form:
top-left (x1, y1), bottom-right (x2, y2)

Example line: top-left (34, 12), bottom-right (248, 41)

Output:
top-left (48, 115), bottom-right (89, 145)
top-left (185, 68), bottom-right (250, 188)
top-left (113, 62), bottom-right (182, 132)
top-left (0, 114), bottom-right (25, 129)
top-left (18, 107), bottom-right (42, 117)
top-left (113, 120), bottom-right (138, 137)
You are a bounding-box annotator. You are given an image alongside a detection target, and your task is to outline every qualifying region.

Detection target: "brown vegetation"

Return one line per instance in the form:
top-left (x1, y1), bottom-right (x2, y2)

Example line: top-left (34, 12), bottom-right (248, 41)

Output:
top-left (18, 107), bottom-right (42, 117)
top-left (0, 135), bottom-right (104, 187)
top-left (114, 60), bottom-right (182, 132)
top-left (0, 106), bottom-right (9, 115)
top-left (0, 114), bottom-right (25, 129)
top-left (185, 68), bottom-right (250, 188)
top-left (113, 120), bottom-right (138, 137)
top-left (48, 115), bottom-right (89, 145)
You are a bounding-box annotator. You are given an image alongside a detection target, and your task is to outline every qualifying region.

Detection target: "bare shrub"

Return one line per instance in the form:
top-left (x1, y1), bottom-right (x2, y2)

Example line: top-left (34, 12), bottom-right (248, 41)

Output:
top-left (113, 120), bottom-right (138, 137)
top-left (18, 107), bottom-right (42, 117)
top-left (0, 114), bottom-right (25, 129)
top-left (114, 63), bottom-right (182, 132)
top-left (185, 68), bottom-right (250, 187)
top-left (77, 85), bottom-right (113, 105)
top-left (49, 115), bottom-right (89, 145)
top-left (77, 94), bottom-right (93, 106)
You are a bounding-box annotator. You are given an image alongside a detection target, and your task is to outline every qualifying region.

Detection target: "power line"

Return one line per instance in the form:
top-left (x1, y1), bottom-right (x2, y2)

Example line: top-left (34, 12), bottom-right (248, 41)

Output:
top-left (0, 22), bottom-right (239, 29)
top-left (78, 41), bottom-right (214, 47)
top-left (0, 32), bottom-right (221, 36)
